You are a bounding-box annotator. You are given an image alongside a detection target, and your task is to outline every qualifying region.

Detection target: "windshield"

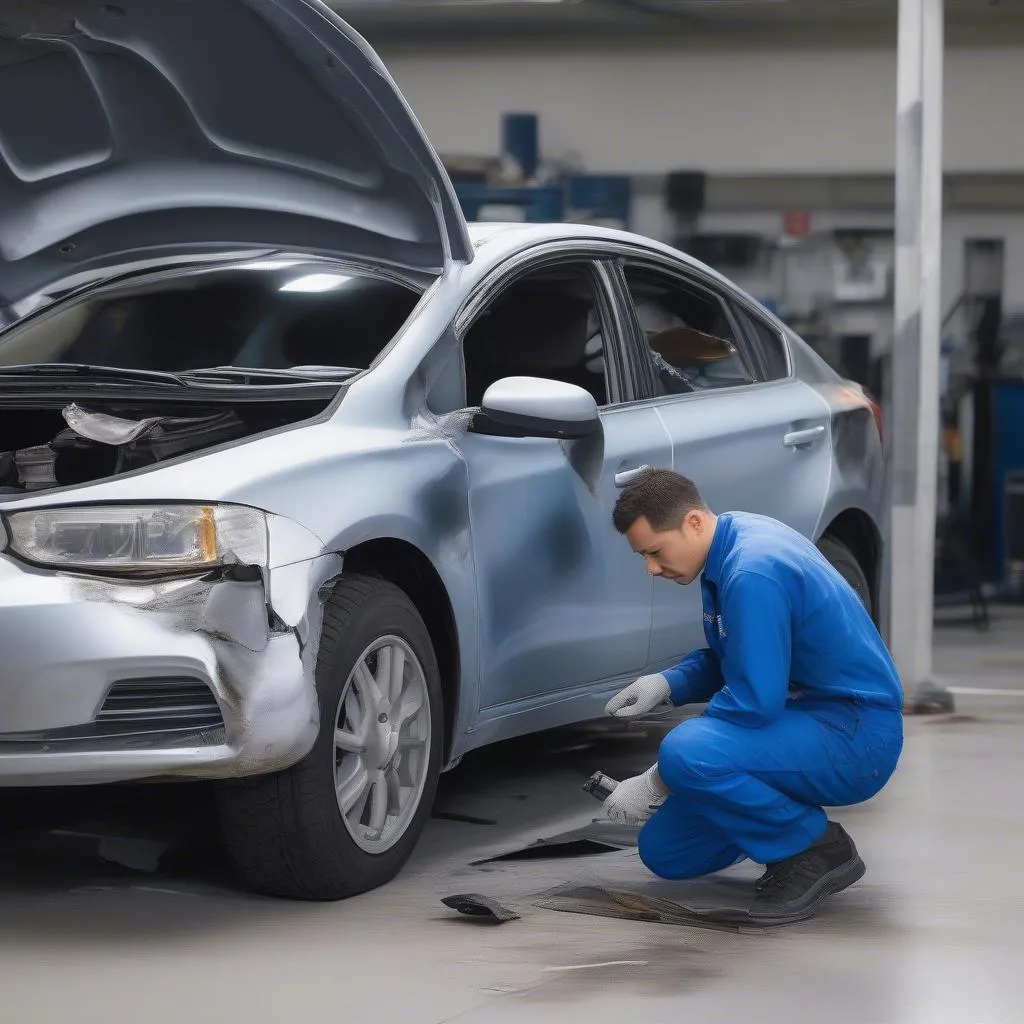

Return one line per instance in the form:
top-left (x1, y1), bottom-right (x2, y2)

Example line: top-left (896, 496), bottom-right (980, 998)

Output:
top-left (0, 264), bottom-right (423, 381)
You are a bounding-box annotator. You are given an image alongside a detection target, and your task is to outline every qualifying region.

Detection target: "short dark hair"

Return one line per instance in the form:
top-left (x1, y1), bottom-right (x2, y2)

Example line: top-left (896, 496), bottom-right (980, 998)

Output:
top-left (612, 468), bottom-right (707, 534)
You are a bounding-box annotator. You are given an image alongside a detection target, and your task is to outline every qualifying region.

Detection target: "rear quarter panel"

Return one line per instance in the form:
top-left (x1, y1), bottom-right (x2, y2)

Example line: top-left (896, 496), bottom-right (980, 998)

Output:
top-left (784, 332), bottom-right (885, 526)
top-left (816, 384), bottom-right (887, 527)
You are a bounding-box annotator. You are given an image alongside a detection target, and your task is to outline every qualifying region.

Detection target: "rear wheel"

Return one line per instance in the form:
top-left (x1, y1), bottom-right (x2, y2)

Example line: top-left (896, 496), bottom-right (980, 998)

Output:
top-left (818, 534), bottom-right (873, 617)
top-left (216, 574), bottom-right (443, 900)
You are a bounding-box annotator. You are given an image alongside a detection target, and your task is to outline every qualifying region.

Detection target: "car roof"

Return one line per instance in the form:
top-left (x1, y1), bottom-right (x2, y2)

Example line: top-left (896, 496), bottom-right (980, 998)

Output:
top-left (464, 220), bottom-right (743, 296)
top-left (467, 220), bottom-right (644, 250)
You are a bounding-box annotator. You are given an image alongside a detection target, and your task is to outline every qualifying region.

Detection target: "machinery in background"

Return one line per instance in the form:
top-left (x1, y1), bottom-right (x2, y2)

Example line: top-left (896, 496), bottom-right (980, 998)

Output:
top-left (1004, 467), bottom-right (1024, 595)
top-left (936, 239), bottom-right (1024, 602)
top-left (443, 112), bottom-right (633, 229)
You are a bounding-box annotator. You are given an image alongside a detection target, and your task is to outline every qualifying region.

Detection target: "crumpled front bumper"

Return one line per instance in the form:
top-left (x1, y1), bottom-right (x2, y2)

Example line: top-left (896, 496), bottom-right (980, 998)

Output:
top-left (0, 521), bottom-right (342, 787)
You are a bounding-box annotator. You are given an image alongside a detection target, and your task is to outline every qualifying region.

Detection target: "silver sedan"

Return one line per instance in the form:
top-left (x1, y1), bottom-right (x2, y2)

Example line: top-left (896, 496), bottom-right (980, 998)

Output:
top-left (0, 0), bottom-right (885, 900)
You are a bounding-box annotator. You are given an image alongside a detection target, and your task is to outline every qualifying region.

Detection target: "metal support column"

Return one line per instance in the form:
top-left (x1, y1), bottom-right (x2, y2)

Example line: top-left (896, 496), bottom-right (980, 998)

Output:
top-left (889, 0), bottom-right (953, 713)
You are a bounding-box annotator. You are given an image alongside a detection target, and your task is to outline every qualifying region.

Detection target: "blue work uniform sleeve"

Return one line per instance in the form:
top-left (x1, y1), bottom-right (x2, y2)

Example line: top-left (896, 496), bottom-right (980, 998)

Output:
top-left (663, 649), bottom-right (724, 706)
top-left (703, 571), bottom-right (793, 728)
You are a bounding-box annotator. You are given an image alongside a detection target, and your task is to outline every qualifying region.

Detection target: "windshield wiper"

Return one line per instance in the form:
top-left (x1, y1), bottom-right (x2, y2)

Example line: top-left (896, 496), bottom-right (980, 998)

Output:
top-left (181, 366), bottom-right (359, 384)
top-left (0, 363), bottom-right (186, 386)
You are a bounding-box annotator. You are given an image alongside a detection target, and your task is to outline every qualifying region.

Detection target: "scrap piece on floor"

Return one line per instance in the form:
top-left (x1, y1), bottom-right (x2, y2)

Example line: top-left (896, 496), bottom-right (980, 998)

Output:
top-left (537, 895), bottom-right (748, 934)
top-left (533, 885), bottom-right (768, 934)
top-left (470, 819), bottom-right (638, 865)
top-left (533, 885), bottom-right (661, 925)
top-left (606, 890), bottom-right (766, 928)
top-left (441, 893), bottom-right (521, 923)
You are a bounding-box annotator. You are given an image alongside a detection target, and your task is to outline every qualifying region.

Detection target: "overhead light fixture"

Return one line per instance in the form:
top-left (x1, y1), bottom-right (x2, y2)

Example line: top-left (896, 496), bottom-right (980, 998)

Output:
top-left (279, 273), bottom-right (354, 293)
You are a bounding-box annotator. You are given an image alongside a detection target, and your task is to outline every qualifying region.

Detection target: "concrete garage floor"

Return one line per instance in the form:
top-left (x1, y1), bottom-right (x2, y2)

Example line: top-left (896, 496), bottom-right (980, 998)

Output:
top-left (0, 608), bottom-right (1022, 1024)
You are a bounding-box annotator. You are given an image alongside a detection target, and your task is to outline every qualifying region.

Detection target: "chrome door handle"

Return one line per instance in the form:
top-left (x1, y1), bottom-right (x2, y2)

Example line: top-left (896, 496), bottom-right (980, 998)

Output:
top-left (783, 426), bottom-right (826, 448)
top-left (614, 464), bottom-right (652, 488)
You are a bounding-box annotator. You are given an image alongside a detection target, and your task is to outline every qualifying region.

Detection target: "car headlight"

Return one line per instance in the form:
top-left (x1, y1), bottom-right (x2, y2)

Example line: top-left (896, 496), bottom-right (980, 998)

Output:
top-left (3, 504), bottom-right (268, 575)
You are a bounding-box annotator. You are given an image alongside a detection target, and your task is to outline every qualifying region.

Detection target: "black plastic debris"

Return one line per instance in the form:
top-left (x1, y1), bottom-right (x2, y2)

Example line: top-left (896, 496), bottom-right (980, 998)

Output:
top-left (441, 893), bottom-right (520, 923)
top-left (470, 820), bottom-right (638, 866)
top-left (474, 839), bottom-right (618, 864)
top-left (431, 811), bottom-right (498, 826)
top-left (96, 836), bottom-right (168, 873)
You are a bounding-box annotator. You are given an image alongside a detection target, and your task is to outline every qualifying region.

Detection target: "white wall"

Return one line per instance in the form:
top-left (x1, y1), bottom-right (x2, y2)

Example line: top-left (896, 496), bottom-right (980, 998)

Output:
top-left (382, 44), bottom-right (1024, 175)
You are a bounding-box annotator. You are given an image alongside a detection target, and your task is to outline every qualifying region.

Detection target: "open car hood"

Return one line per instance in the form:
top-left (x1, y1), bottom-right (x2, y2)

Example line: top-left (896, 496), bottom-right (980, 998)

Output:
top-left (0, 0), bottom-right (472, 311)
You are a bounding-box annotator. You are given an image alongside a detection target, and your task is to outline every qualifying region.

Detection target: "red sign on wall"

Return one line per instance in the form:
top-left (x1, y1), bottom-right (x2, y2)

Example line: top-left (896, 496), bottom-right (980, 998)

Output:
top-left (783, 210), bottom-right (812, 237)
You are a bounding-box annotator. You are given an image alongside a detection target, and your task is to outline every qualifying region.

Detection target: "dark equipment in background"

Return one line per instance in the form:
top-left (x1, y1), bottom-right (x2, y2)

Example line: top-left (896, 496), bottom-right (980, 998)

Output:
top-left (687, 233), bottom-right (764, 270)
top-left (1005, 471), bottom-right (1024, 596)
top-left (665, 170), bottom-right (707, 251)
top-left (839, 335), bottom-right (873, 392)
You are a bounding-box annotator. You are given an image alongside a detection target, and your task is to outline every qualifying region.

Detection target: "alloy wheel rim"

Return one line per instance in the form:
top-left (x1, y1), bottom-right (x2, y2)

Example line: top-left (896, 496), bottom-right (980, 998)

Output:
top-left (333, 635), bottom-right (432, 854)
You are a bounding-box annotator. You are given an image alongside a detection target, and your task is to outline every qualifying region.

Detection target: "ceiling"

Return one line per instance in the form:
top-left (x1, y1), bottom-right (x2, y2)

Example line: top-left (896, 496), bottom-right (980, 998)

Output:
top-left (332, 0), bottom-right (1024, 47)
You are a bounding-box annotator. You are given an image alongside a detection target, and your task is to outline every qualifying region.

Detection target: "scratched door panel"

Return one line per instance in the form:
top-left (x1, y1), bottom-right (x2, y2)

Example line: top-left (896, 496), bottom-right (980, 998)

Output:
top-left (464, 404), bottom-right (671, 710)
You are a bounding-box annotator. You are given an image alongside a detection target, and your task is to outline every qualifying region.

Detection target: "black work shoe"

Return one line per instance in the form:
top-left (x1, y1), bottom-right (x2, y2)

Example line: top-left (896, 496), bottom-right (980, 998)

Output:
top-left (748, 821), bottom-right (865, 923)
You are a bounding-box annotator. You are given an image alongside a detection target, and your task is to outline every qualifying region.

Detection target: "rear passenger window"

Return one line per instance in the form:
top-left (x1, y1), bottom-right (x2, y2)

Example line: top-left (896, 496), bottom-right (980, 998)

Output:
top-left (622, 266), bottom-right (753, 396)
top-left (733, 305), bottom-right (791, 380)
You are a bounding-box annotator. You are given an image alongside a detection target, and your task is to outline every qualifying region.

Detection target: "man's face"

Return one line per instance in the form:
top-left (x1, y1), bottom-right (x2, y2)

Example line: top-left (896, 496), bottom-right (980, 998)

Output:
top-left (625, 512), bottom-right (713, 585)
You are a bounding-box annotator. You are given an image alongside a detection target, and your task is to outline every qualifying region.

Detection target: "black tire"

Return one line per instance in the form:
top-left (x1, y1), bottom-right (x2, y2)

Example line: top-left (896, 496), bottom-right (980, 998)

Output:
top-left (216, 574), bottom-right (443, 901)
top-left (818, 534), bottom-right (873, 617)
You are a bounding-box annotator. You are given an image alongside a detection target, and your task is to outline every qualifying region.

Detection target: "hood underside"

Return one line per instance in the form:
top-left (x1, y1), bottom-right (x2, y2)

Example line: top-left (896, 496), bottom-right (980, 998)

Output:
top-left (0, 0), bottom-right (471, 312)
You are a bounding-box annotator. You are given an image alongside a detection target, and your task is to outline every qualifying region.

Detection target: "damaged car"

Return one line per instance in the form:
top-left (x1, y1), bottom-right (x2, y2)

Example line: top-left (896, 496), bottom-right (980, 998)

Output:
top-left (0, 0), bottom-right (887, 900)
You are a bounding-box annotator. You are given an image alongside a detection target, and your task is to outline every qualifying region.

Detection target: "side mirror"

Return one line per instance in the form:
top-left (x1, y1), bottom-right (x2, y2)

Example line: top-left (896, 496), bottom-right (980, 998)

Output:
top-left (473, 376), bottom-right (599, 440)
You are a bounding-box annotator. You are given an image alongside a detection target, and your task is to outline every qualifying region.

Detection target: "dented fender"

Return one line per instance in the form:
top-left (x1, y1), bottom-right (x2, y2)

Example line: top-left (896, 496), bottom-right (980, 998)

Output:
top-left (0, 513), bottom-right (345, 784)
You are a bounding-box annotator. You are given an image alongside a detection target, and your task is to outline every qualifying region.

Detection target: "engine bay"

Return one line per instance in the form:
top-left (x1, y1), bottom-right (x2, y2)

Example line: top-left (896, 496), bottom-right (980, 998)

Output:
top-left (0, 396), bottom-right (330, 494)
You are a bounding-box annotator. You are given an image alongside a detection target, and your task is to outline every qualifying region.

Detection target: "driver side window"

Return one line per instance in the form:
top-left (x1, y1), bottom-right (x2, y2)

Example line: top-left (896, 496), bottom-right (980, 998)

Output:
top-left (462, 262), bottom-right (610, 409)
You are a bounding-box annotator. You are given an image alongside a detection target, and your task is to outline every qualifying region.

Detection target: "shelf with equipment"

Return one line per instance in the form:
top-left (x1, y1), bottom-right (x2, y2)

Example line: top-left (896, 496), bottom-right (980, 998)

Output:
top-left (445, 112), bottom-right (632, 228)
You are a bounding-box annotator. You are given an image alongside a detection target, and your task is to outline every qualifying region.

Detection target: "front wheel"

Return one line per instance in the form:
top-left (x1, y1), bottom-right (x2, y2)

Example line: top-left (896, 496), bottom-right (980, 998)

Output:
top-left (216, 574), bottom-right (443, 900)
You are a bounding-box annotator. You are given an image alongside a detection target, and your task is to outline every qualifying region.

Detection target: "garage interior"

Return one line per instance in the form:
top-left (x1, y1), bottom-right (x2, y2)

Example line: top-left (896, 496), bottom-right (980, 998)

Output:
top-left (1, 2), bottom-right (1022, 1021)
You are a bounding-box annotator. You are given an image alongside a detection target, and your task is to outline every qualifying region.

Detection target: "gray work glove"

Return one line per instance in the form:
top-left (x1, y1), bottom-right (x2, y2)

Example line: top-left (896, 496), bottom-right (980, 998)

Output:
top-left (604, 673), bottom-right (673, 719)
top-left (603, 765), bottom-right (668, 827)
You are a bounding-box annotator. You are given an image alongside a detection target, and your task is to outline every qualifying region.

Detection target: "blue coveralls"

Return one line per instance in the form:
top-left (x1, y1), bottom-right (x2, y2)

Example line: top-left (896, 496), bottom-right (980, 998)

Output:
top-left (639, 512), bottom-right (904, 878)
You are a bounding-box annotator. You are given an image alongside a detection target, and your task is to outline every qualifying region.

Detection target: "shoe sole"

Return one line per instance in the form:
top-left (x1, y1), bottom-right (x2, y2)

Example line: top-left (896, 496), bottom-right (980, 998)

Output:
top-left (747, 854), bottom-right (866, 925)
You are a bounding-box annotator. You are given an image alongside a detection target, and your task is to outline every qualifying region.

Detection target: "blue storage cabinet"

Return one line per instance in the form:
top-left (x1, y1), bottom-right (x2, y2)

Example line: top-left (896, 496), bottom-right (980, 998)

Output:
top-left (991, 379), bottom-right (1024, 582)
top-left (501, 113), bottom-right (539, 180)
top-left (454, 184), bottom-right (564, 224)
top-left (566, 175), bottom-right (632, 226)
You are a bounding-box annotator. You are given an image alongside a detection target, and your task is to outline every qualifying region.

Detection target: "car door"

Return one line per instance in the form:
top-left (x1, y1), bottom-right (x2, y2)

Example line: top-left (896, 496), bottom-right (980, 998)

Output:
top-left (456, 256), bottom-right (672, 711)
top-left (611, 257), bottom-right (833, 670)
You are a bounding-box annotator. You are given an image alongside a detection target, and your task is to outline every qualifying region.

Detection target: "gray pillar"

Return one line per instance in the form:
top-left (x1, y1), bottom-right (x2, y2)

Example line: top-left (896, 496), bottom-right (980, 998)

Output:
top-left (889, 0), bottom-right (953, 714)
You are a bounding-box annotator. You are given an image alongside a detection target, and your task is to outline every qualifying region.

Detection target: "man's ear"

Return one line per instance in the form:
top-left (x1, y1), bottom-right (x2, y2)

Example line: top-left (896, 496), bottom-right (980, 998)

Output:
top-left (685, 509), bottom-right (704, 533)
